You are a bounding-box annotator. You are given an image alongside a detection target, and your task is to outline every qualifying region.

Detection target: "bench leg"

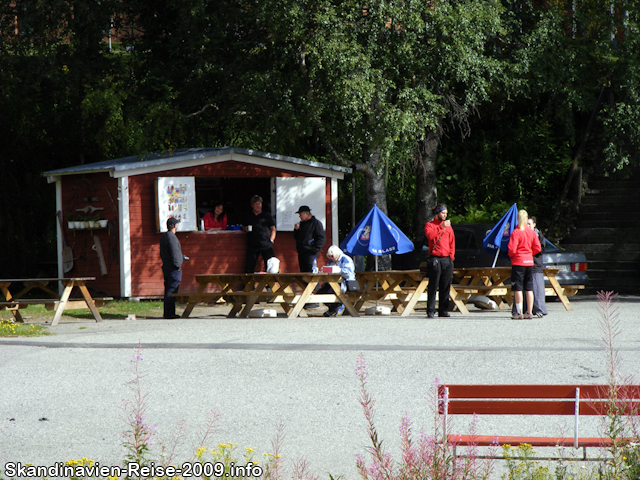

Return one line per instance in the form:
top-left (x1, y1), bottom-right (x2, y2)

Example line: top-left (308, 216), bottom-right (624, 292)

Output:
top-left (181, 283), bottom-right (207, 318)
top-left (2, 286), bottom-right (24, 323)
top-left (549, 276), bottom-right (573, 311)
top-left (288, 281), bottom-right (317, 319)
top-left (78, 284), bottom-right (103, 323)
top-left (328, 282), bottom-right (359, 317)
top-left (400, 280), bottom-right (429, 317)
top-left (10, 309), bottom-right (25, 323)
top-left (51, 282), bottom-right (74, 326)
top-left (450, 286), bottom-right (470, 314)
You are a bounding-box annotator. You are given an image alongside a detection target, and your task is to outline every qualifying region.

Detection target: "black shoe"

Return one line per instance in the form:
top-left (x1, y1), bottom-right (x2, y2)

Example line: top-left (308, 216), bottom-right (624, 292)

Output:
top-left (427, 312), bottom-right (436, 318)
top-left (438, 312), bottom-right (451, 318)
top-left (304, 303), bottom-right (320, 310)
top-left (164, 314), bottom-right (181, 319)
top-left (323, 310), bottom-right (335, 317)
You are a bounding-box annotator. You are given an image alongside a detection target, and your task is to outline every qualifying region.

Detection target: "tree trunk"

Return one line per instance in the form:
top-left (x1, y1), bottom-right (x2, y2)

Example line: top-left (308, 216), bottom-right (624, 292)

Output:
top-left (414, 128), bottom-right (442, 245)
top-left (356, 146), bottom-right (391, 270)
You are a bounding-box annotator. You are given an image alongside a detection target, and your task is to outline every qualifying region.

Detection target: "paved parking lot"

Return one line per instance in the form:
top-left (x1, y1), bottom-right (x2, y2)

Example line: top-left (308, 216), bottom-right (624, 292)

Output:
top-left (1, 295), bottom-right (639, 478)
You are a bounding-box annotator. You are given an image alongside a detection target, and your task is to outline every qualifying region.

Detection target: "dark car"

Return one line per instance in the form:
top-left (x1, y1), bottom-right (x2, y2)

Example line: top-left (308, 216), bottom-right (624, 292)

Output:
top-left (392, 224), bottom-right (588, 288)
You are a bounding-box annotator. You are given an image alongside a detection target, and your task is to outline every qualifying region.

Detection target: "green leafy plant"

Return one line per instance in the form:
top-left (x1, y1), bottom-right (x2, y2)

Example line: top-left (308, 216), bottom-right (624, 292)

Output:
top-left (0, 320), bottom-right (50, 337)
top-left (501, 444), bottom-right (554, 480)
top-left (355, 353), bottom-right (494, 480)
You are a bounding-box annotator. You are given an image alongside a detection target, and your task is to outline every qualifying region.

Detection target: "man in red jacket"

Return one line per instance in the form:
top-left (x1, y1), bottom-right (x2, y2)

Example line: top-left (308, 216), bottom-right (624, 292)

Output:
top-left (424, 204), bottom-right (456, 318)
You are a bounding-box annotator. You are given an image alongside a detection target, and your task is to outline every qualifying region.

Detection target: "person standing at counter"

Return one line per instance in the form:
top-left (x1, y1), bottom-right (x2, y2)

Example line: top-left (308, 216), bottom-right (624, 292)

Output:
top-left (160, 217), bottom-right (185, 319)
top-left (243, 195), bottom-right (276, 273)
top-left (424, 204), bottom-right (455, 318)
top-left (203, 202), bottom-right (227, 231)
top-left (293, 205), bottom-right (326, 272)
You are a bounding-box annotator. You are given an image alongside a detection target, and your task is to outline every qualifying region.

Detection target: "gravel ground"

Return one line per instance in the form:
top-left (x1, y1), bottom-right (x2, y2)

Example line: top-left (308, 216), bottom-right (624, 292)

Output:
top-left (1, 294), bottom-right (639, 478)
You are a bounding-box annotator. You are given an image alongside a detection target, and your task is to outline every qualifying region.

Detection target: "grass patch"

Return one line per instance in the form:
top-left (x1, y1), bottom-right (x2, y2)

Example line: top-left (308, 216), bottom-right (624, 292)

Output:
top-left (67, 300), bottom-right (165, 320)
top-left (0, 320), bottom-right (50, 337)
top-left (0, 300), bottom-right (164, 323)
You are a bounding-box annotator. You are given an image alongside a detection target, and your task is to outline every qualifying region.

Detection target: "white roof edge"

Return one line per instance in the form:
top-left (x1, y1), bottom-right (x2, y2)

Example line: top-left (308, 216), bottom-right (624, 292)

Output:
top-left (42, 147), bottom-right (352, 179)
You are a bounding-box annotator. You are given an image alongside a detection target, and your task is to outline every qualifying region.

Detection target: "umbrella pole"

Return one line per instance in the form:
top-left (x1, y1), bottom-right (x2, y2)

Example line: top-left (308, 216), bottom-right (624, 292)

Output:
top-left (492, 249), bottom-right (500, 268)
top-left (375, 256), bottom-right (379, 307)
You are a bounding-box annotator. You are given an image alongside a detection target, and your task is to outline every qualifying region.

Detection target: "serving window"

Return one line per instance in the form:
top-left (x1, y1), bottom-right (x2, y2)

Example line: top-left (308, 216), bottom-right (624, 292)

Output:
top-left (158, 175), bottom-right (326, 232)
top-left (195, 177), bottom-right (271, 227)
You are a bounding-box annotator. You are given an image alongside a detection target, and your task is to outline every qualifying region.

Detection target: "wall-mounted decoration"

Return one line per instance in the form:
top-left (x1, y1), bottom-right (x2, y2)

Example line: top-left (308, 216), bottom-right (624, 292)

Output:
top-left (155, 177), bottom-right (197, 232)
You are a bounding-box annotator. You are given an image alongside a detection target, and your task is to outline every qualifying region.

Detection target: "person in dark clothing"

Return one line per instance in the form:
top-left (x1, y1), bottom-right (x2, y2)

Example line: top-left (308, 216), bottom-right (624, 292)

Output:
top-left (424, 204), bottom-right (455, 318)
top-left (243, 195), bottom-right (276, 273)
top-left (529, 216), bottom-right (548, 317)
top-left (160, 217), bottom-right (186, 319)
top-left (293, 205), bottom-right (326, 272)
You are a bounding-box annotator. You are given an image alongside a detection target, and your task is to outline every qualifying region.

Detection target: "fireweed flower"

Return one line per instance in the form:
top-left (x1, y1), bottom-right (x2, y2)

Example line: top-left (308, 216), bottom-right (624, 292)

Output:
top-left (356, 353), bottom-right (367, 384)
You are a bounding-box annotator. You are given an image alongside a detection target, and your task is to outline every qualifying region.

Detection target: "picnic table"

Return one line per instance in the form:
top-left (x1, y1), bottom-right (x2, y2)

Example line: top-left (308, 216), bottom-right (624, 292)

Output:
top-left (175, 267), bottom-right (578, 318)
top-left (176, 272), bottom-right (359, 319)
top-left (177, 270), bottom-right (475, 318)
top-left (354, 270), bottom-right (473, 315)
top-left (452, 266), bottom-right (577, 311)
top-left (0, 277), bottom-right (107, 326)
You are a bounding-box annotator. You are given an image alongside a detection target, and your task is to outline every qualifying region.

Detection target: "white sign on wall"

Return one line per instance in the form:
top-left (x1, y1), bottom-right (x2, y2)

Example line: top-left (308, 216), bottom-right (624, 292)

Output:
top-left (275, 177), bottom-right (326, 231)
top-left (156, 177), bottom-right (197, 232)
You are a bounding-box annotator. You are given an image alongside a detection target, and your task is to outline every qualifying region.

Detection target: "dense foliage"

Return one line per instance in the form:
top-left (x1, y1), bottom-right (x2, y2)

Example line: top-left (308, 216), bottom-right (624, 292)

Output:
top-left (1, 0), bottom-right (638, 276)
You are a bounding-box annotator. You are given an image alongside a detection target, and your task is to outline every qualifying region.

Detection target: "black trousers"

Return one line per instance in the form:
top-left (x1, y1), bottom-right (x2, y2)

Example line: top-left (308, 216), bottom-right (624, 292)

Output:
top-left (316, 282), bottom-right (340, 311)
top-left (297, 252), bottom-right (316, 272)
top-left (162, 267), bottom-right (182, 318)
top-left (426, 256), bottom-right (453, 315)
top-left (245, 246), bottom-right (275, 273)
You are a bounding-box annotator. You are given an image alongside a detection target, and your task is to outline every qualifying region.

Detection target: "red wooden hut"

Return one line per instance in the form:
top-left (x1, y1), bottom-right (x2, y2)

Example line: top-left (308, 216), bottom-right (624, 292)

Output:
top-left (42, 147), bottom-right (351, 298)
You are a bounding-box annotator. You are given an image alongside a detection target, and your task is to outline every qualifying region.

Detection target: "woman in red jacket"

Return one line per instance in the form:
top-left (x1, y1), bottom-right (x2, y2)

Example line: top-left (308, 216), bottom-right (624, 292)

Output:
top-left (203, 202), bottom-right (227, 231)
top-left (424, 204), bottom-right (455, 318)
top-left (508, 209), bottom-right (542, 319)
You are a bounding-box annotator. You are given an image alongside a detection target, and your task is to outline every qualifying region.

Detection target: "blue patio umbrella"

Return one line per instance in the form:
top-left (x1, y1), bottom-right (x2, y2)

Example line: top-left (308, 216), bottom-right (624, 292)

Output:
top-left (482, 203), bottom-right (519, 267)
top-left (340, 204), bottom-right (414, 270)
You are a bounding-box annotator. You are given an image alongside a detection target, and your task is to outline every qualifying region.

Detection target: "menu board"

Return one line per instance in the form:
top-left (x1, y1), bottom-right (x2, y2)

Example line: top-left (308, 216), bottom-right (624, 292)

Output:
top-left (275, 177), bottom-right (326, 231)
top-left (155, 177), bottom-right (197, 232)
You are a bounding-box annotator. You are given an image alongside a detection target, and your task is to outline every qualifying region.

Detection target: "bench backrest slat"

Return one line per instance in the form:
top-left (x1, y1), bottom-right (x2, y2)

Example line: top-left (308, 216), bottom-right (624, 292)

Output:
top-left (439, 384), bottom-right (640, 417)
top-left (438, 384), bottom-right (640, 449)
top-left (442, 384), bottom-right (640, 399)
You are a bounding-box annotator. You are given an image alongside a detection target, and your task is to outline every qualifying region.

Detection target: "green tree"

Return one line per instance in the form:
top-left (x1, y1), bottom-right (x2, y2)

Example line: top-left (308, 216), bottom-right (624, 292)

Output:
top-left (0, 0), bottom-right (120, 276)
top-left (433, 0), bottom-right (640, 238)
top-left (249, 0), bottom-right (505, 255)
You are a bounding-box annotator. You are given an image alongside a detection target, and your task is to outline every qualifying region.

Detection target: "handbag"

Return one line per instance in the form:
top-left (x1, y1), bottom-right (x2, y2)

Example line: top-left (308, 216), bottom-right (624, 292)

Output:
top-left (346, 280), bottom-right (360, 292)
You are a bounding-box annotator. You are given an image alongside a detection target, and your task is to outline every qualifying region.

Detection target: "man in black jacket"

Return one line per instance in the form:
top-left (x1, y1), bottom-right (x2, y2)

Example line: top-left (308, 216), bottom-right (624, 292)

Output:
top-left (243, 195), bottom-right (276, 273)
top-left (160, 217), bottom-right (185, 319)
top-left (293, 205), bottom-right (326, 272)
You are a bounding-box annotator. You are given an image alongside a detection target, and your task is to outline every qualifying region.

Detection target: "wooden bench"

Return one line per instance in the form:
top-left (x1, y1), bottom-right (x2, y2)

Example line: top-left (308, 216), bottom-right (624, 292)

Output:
top-left (174, 291), bottom-right (357, 315)
top-left (547, 285), bottom-right (584, 297)
top-left (438, 384), bottom-right (640, 459)
top-left (0, 298), bottom-right (112, 311)
top-left (1, 277), bottom-right (106, 325)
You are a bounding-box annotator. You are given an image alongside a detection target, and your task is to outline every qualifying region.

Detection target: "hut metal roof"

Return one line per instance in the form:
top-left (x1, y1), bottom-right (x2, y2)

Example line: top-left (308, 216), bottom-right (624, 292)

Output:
top-left (42, 147), bottom-right (351, 179)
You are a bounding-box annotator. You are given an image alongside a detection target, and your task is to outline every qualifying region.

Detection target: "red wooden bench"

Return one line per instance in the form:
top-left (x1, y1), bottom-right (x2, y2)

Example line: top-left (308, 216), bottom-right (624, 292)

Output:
top-left (438, 384), bottom-right (640, 459)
